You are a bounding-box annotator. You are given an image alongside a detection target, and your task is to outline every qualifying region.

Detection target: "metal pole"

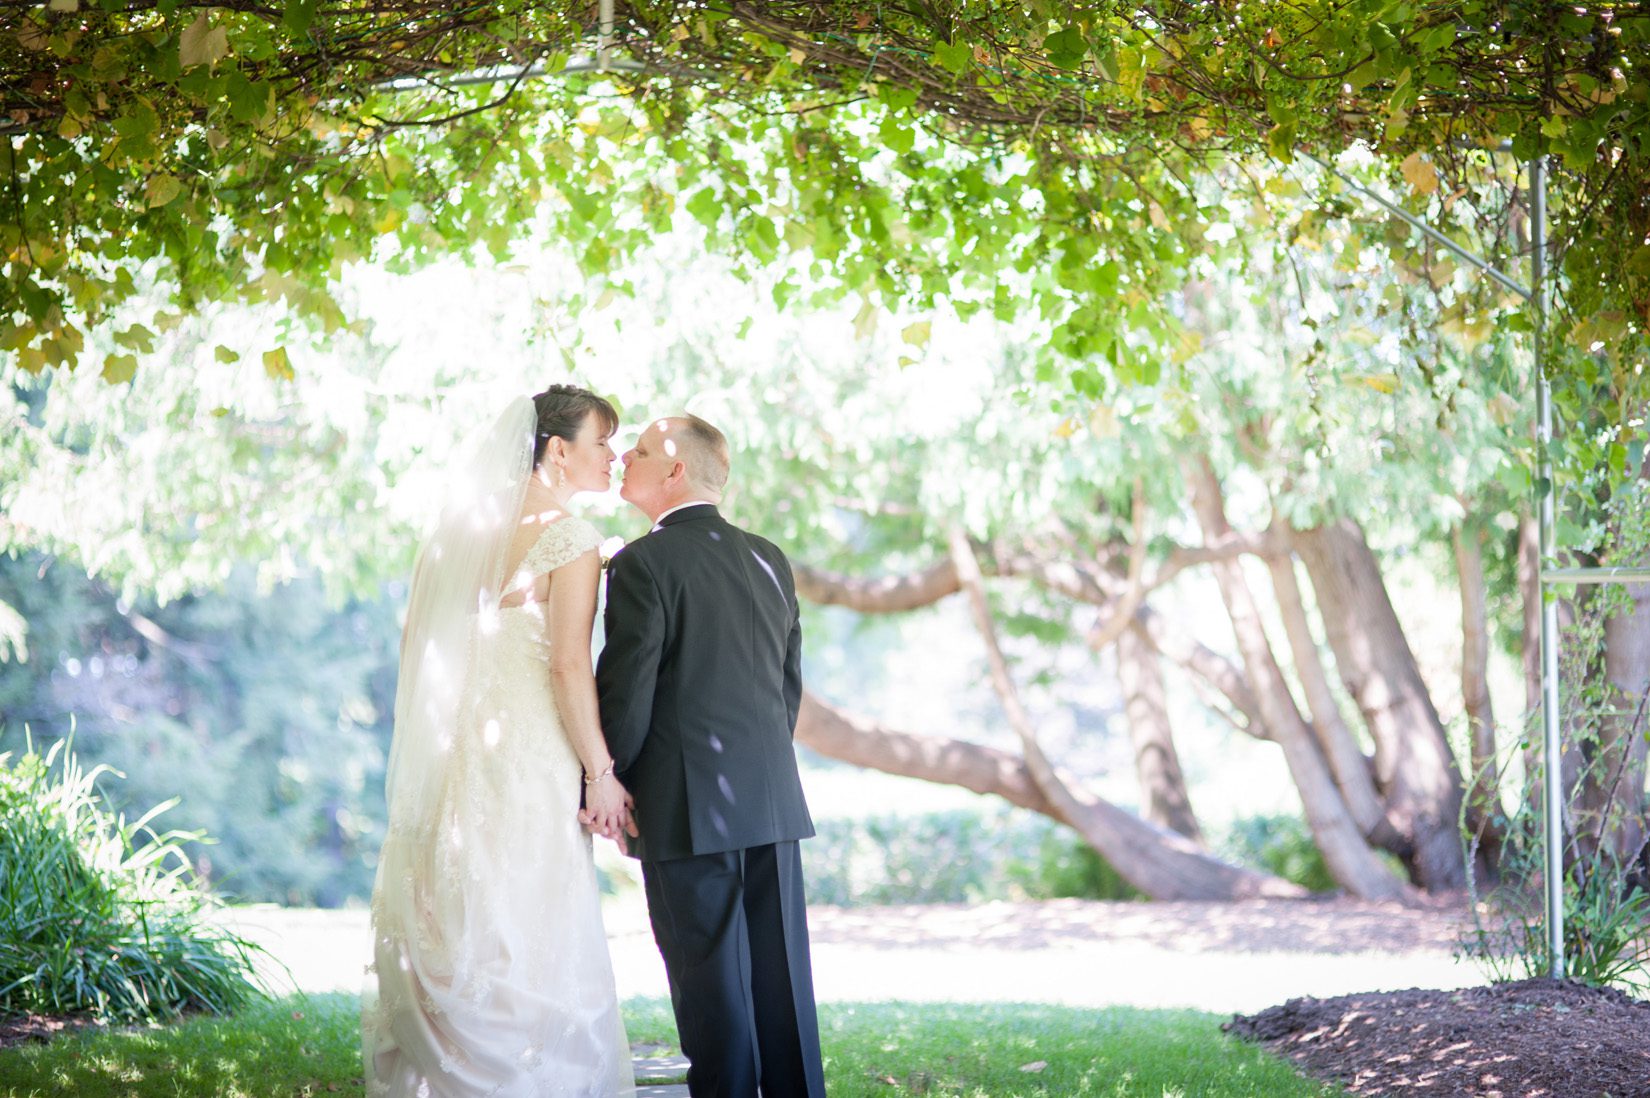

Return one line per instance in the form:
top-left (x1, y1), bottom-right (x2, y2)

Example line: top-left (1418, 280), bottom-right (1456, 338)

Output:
top-left (1543, 566), bottom-right (1650, 585)
top-left (1301, 152), bottom-right (1532, 300)
top-left (598, 0), bottom-right (614, 74)
top-left (1531, 153), bottom-right (1565, 980)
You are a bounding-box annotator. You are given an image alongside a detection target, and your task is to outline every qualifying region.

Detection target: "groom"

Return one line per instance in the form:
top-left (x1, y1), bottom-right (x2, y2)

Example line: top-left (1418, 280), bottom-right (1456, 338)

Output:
top-left (594, 414), bottom-right (826, 1098)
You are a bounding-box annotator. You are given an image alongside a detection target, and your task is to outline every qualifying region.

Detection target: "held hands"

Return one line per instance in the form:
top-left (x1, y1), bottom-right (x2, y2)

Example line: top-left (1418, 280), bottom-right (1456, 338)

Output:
top-left (579, 770), bottom-right (639, 854)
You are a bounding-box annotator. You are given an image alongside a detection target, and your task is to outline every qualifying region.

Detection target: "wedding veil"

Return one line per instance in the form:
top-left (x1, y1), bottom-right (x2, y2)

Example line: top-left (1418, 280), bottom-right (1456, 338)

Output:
top-left (384, 396), bottom-right (535, 835)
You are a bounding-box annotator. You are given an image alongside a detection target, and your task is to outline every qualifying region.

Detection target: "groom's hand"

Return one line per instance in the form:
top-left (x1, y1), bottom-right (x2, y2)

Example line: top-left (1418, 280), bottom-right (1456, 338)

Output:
top-left (579, 777), bottom-right (638, 854)
top-left (604, 790), bottom-right (639, 855)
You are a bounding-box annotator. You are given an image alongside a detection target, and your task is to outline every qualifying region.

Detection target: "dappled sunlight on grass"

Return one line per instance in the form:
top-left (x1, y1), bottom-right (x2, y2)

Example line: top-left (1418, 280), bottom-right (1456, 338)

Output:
top-left (816, 1001), bottom-right (1342, 1097)
top-left (0, 994), bottom-right (362, 1098)
top-left (0, 994), bottom-right (1339, 1097)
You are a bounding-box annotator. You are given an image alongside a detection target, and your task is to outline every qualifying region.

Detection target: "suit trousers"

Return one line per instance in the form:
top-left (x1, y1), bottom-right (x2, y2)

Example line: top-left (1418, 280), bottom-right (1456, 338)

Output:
top-left (641, 841), bottom-right (826, 1098)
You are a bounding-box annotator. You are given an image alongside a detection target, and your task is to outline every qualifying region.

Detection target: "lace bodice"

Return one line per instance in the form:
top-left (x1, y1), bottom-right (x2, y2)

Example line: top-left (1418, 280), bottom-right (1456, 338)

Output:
top-left (504, 516), bottom-right (603, 598)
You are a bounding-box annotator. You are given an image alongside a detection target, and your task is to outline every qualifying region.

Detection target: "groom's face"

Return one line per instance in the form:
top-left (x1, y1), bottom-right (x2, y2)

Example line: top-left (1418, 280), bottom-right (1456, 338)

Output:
top-left (619, 420), bottom-right (682, 517)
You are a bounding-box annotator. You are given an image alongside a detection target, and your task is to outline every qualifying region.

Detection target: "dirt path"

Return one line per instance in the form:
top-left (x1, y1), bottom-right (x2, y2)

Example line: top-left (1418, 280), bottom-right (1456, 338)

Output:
top-left (225, 893), bottom-right (1490, 1014)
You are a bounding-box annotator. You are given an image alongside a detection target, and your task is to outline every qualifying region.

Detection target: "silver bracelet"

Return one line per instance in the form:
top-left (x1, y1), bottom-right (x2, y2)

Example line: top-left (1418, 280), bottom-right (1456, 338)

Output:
top-left (583, 762), bottom-right (615, 786)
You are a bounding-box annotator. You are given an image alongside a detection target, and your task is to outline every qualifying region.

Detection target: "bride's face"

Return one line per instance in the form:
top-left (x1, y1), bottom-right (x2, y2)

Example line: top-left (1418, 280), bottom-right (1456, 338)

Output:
top-left (547, 411), bottom-right (617, 494)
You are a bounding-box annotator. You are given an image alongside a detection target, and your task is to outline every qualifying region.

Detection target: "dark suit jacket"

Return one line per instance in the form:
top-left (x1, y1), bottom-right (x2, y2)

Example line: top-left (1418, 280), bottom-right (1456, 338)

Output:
top-left (596, 504), bottom-right (814, 862)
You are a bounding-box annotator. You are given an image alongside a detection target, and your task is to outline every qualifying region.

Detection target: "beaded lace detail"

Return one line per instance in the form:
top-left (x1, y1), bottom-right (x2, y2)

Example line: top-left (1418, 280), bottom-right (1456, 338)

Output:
top-left (504, 517), bottom-right (603, 599)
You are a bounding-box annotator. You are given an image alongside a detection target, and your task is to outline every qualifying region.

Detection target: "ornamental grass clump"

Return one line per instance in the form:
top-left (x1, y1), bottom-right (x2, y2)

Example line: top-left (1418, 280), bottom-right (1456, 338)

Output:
top-left (0, 738), bottom-right (267, 1022)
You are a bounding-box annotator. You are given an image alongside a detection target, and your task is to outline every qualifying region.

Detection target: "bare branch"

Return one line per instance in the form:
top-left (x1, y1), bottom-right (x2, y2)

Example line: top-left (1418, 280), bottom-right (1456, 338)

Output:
top-left (795, 692), bottom-right (1059, 817)
top-left (793, 558), bottom-right (958, 613)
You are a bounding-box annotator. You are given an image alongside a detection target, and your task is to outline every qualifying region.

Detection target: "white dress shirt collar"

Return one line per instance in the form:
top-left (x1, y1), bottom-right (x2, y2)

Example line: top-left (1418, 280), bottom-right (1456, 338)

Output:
top-left (651, 500), bottom-right (717, 532)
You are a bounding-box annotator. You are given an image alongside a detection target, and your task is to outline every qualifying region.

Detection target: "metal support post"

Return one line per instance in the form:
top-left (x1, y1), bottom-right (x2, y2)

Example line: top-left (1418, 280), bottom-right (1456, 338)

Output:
top-left (1531, 154), bottom-right (1566, 980)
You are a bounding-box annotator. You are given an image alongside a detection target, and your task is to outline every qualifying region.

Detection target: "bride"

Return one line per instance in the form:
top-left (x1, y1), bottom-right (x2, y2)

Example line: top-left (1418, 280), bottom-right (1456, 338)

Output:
top-left (362, 385), bottom-right (637, 1097)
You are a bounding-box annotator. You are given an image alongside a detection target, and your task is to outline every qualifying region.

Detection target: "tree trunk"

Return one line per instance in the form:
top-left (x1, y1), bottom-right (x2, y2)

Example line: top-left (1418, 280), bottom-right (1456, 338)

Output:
top-left (1185, 459), bottom-right (1412, 901)
top-left (794, 691), bottom-right (1059, 818)
top-left (794, 690), bottom-right (1296, 901)
top-left (1291, 518), bottom-right (1467, 891)
top-left (1585, 585), bottom-right (1650, 867)
top-left (1455, 520), bottom-right (1498, 794)
top-left (1454, 518), bottom-right (1505, 874)
top-left (1517, 511), bottom-right (1583, 806)
top-left (1264, 545), bottom-right (1402, 850)
top-left (1131, 603), bottom-right (1267, 737)
top-left (1518, 513), bottom-right (1543, 725)
top-left (790, 558), bottom-right (1301, 900)
top-left (947, 529), bottom-right (1302, 901)
top-left (1116, 622), bottom-right (1203, 841)
top-left (1582, 458), bottom-right (1650, 870)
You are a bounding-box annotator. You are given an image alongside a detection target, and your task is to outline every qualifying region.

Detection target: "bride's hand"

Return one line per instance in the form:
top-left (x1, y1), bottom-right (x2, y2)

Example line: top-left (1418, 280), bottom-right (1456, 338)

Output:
top-left (583, 773), bottom-right (630, 844)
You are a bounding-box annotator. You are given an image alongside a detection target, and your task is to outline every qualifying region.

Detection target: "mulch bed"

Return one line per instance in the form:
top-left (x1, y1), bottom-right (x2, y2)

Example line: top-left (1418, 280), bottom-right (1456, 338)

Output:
top-left (0, 1012), bottom-right (101, 1049)
top-left (1226, 978), bottom-right (1650, 1097)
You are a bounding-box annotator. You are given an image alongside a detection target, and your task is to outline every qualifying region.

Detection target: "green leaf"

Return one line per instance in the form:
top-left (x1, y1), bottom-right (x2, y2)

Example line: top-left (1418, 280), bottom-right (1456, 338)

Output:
top-left (1347, 60), bottom-right (1378, 91)
top-left (114, 324), bottom-right (157, 353)
top-left (283, 0), bottom-right (318, 35)
top-left (112, 100), bottom-right (158, 141)
top-left (144, 174), bottom-right (183, 208)
top-left (1094, 46), bottom-right (1118, 83)
top-left (101, 352), bottom-right (137, 384)
top-left (684, 187), bottom-right (721, 228)
top-left (179, 12), bottom-right (230, 69)
top-left (1266, 120), bottom-right (1298, 163)
top-left (901, 320), bottom-right (931, 347)
top-left (1116, 48), bottom-right (1145, 102)
top-left (932, 40), bottom-right (971, 75)
top-left (227, 72), bottom-right (272, 125)
top-left (262, 347), bottom-right (294, 381)
top-left (875, 84), bottom-right (918, 113)
top-left (878, 114), bottom-right (915, 155)
top-left (213, 345), bottom-right (240, 364)
top-left (1043, 28), bottom-right (1087, 70)
top-left (1420, 23), bottom-right (1456, 54)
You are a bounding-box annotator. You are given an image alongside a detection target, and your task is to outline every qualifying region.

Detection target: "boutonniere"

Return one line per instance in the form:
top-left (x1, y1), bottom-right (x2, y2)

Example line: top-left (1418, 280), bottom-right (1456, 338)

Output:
top-left (599, 535), bottom-right (627, 570)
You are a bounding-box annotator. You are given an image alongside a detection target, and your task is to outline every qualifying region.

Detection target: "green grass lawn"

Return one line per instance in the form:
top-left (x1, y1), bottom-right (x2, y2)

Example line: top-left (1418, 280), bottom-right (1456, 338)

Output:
top-left (0, 994), bottom-right (1341, 1097)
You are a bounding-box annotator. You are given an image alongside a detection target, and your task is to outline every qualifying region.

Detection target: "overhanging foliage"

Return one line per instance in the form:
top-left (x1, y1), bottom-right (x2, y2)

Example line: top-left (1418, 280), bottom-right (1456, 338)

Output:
top-left (1, 2), bottom-right (1645, 467)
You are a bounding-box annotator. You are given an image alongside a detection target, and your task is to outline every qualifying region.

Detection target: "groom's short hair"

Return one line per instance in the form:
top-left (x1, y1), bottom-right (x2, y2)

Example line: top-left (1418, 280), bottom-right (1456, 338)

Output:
top-left (676, 414), bottom-right (730, 495)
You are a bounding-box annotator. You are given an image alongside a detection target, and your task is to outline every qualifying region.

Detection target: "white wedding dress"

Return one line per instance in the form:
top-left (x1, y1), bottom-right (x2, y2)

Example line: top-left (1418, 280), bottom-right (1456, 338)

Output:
top-left (363, 515), bottom-right (635, 1097)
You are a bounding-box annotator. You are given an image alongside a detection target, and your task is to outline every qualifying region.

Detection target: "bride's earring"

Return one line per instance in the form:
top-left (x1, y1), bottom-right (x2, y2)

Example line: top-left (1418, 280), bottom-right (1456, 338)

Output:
top-left (557, 465), bottom-right (567, 489)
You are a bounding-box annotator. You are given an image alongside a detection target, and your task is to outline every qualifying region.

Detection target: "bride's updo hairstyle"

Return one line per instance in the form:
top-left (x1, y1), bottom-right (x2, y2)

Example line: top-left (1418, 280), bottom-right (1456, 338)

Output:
top-left (531, 385), bottom-right (619, 468)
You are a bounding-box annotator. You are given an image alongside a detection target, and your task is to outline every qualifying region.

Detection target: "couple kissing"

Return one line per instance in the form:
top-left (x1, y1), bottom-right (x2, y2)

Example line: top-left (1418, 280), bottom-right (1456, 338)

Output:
top-left (363, 385), bottom-right (826, 1098)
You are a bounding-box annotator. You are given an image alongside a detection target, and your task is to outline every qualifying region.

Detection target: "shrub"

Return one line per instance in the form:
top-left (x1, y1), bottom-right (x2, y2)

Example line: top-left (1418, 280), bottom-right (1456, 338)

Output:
top-left (1460, 563), bottom-right (1650, 996)
top-left (0, 738), bottom-right (268, 1022)
top-left (1220, 814), bottom-right (1339, 894)
top-left (1010, 827), bottom-right (1141, 901)
top-left (1461, 760), bottom-right (1650, 995)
